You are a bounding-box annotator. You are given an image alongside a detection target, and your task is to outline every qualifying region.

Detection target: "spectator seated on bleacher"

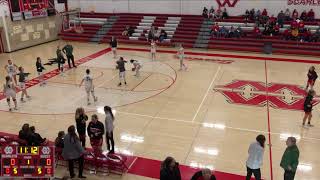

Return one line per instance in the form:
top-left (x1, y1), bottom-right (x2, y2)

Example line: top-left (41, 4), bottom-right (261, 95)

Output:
top-left (277, 10), bottom-right (285, 28)
top-left (191, 168), bottom-right (216, 180)
top-left (298, 20), bottom-right (305, 32)
top-left (301, 28), bottom-right (312, 42)
top-left (211, 23), bottom-right (220, 37)
top-left (202, 7), bottom-right (209, 18)
top-left (159, 29), bottom-right (167, 42)
top-left (292, 9), bottom-right (299, 20)
top-left (18, 123), bottom-right (30, 145)
top-left (308, 9), bottom-right (315, 21)
top-left (283, 28), bottom-right (291, 40)
top-left (312, 28), bottom-right (320, 42)
top-left (235, 26), bottom-right (244, 38)
top-left (273, 23), bottom-right (280, 35)
top-left (268, 15), bottom-right (276, 26)
top-left (253, 25), bottom-right (262, 39)
top-left (222, 8), bottom-right (229, 19)
top-left (291, 28), bottom-right (299, 40)
top-left (291, 19), bottom-right (299, 29)
top-left (55, 131), bottom-right (65, 149)
top-left (263, 24), bottom-right (273, 36)
top-left (255, 12), bottom-right (261, 27)
top-left (285, 8), bottom-right (291, 21)
top-left (30, 126), bottom-right (48, 146)
top-left (122, 26), bottom-right (134, 37)
top-left (300, 10), bottom-right (308, 21)
top-left (227, 26), bottom-right (235, 38)
top-left (218, 26), bottom-right (227, 38)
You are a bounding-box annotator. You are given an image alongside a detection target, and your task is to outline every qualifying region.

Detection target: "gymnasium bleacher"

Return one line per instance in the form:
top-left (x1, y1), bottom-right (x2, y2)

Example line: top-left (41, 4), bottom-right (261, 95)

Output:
top-left (59, 12), bottom-right (320, 56)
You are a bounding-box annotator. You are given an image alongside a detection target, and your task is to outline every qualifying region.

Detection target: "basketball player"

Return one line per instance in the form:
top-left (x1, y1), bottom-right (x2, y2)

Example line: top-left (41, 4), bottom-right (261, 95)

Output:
top-left (302, 89), bottom-right (315, 126)
top-left (56, 46), bottom-right (66, 75)
top-left (36, 57), bottom-right (46, 86)
top-left (130, 59), bottom-right (142, 77)
top-left (110, 36), bottom-right (118, 58)
top-left (116, 57), bottom-right (127, 86)
top-left (177, 44), bottom-right (187, 71)
top-left (79, 69), bottom-right (98, 105)
top-left (17, 67), bottom-right (30, 102)
top-left (4, 60), bottom-right (18, 85)
top-left (306, 66), bottom-right (318, 91)
top-left (3, 76), bottom-right (18, 111)
top-left (150, 40), bottom-right (156, 61)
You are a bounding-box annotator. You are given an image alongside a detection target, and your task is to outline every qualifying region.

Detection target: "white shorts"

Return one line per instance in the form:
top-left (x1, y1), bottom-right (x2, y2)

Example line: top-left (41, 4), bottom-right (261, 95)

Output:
top-left (5, 90), bottom-right (16, 99)
top-left (19, 82), bottom-right (26, 90)
top-left (112, 47), bottom-right (117, 51)
top-left (85, 86), bottom-right (94, 93)
top-left (119, 71), bottom-right (126, 79)
top-left (8, 72), bottom-right (16, 78)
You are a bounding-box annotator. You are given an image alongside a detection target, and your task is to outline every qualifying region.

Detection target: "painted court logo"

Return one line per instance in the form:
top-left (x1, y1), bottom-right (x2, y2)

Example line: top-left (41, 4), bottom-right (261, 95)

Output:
top-left (216, 0), bottom-right (239, 7)
top-left (214, 80), bottom-right (320, 111)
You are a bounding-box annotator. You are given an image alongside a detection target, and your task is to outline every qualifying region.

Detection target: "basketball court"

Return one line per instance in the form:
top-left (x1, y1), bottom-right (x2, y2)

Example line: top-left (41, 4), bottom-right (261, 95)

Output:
top-left (0, 41), bottom-right (319, 179)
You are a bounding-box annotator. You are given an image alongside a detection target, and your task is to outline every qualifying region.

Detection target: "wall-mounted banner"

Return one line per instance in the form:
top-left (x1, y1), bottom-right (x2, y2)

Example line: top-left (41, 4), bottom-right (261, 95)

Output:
top-left (288, 0), bottom-right (320, 6)
top-left (216, 0), bottom-right (239, 7)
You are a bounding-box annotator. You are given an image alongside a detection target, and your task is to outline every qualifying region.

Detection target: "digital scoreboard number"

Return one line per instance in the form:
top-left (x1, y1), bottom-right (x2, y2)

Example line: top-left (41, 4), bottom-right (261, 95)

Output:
top-left (0, 146), bottom-right (54, 177)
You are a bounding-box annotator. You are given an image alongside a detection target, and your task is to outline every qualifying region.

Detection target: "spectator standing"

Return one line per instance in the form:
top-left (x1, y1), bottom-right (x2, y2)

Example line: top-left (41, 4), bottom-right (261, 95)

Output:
top-left (209, 6), bottom-right (214, 19)
top-left (160, 157), bottom-right (181, 180)
top-left (302, 89), bottom-right (316, 126)
top-left (277, 10), bottom-right (285, 28)
top-left (280, 137), bottom-right (299, 180)
top-left (104, 106), bottom-right (115, 154)
top-left (246, 135), bottom-right (266, 180)
top-left (62, 125), bottom-right (86, 179)
top-left (55, 131), bottom-right (65, 148)
top-left (307, 9), bottom-right (315, 21)
top-left (191, 168), bottom-right (216, 180)
top-left (75, 107), bottom-right (88, 147)
top-left (87, 114), bottom-right (104, 155)
top-left (62, 42), bottom-right (76, 69)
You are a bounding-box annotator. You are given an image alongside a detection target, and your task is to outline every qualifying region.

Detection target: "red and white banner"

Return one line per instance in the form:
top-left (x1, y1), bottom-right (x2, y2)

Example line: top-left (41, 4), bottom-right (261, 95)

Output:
top-left (288, 0), bottom-right (320, 6)
top-left (24, 9), bottom-right (47, 19)
top-left (216, 0), bottom-right (239, 7)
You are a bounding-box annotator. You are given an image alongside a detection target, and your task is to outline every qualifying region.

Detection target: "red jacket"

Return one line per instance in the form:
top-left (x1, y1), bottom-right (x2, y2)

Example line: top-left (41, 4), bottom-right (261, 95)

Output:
top-left (212, 25), bottom-right (219, 32)
top-left (298, 22), bottom-right (305, 29)
top-left (274, 25), bottom-right (280, 32)
top-left (291, 21), bottom-right (298, 29)
top-left (262, 9), bottom-right (268, 16)
top-left (254, 27), bottom-right (261, 34)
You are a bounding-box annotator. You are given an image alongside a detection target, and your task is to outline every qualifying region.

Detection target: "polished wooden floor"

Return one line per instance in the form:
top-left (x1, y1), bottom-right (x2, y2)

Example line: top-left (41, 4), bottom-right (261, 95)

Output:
top-left (0, 41), bottom-right (319, 180)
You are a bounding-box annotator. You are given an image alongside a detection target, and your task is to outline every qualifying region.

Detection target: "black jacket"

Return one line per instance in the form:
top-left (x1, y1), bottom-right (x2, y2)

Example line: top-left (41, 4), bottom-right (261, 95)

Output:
top-left (87, 121), bottom-right (105, 140)
top-left (191, 171), bottom-right (216, 180)
top-left (76, 114), bottom-right (88, 135)
top-left (160, 163), bottom-right (181, 180)
top-left (307, 70), bottom-right (318, 81)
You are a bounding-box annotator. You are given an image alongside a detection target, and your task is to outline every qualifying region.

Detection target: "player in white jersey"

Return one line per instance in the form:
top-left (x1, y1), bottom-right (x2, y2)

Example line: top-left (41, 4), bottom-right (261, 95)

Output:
top-left (79, 69), bottom-right (98, 105)
top-left (177, 44), bottom-right (187, 71)
top-left (150, 40), bottom-right (156, 61)
top-left (4, 60), bottom-right (18, 85)
top-left (130, 59), bottom-right (142, 77)
top-left (3, 76), bottom-right (18, 111)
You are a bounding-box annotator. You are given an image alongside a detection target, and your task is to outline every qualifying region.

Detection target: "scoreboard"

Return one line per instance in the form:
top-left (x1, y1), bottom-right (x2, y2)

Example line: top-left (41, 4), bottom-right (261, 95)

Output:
top-left (0, 146), bottom-right (54, 178)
